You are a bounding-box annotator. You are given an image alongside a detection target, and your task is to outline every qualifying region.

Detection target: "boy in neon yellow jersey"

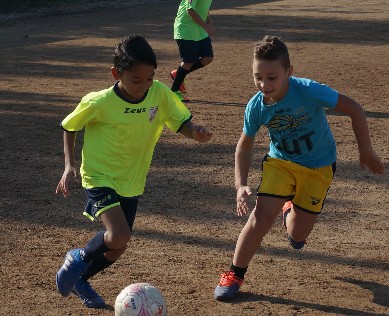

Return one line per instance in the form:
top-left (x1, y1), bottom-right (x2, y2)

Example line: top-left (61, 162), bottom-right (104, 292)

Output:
top-left (171, 0), bottom-right (215, 101)
top-left (55, 35), bottom-right (212, 308)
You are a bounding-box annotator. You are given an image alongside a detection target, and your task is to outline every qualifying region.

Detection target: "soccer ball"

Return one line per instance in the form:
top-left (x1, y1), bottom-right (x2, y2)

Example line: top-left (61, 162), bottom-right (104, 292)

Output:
top-left (115, 283), bottom-right (167, 316)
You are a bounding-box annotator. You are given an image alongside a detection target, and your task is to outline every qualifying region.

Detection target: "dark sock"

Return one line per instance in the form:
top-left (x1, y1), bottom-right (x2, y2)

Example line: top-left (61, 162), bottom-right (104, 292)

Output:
top-left (230, 264), bottom-right (247, 280)
top-left (81, 230), bottom-right (110, 263)
top-left (81, 254), bottom-right (115, 281)
top-left (188, 59), bottom-right (204, 73)
top-left (171, 66), bottom-right (189, 92)
top-left (288, 236), bottom-right (306, 250)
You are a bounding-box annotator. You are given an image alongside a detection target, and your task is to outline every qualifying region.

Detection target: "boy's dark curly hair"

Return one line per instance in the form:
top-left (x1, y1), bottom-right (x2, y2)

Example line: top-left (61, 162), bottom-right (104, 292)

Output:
top-left (253, 35), bottom-right (290, 70)
top-left (113, 35), bottom-right (157, 73)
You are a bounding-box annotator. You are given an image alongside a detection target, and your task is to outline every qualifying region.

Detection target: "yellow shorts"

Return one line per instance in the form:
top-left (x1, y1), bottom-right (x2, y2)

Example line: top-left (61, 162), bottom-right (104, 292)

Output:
top-left (257, 156), bottom-right (335, 214)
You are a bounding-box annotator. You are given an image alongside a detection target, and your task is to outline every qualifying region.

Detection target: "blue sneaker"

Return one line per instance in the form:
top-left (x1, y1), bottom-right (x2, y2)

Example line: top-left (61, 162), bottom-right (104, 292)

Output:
top-left (71, 279), bottom-right (106, 308)
top-left (56, 248), bottom-right (87, 296)
top-left (214, 271), bottom-right (244, 301)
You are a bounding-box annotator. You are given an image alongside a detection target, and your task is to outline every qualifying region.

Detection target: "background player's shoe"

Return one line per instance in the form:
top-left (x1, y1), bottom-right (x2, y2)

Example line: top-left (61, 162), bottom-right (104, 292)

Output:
top-left (170, 70), bottom-right (187, 93)
top-left (56, 248), bottom-right (87, 296)
top-left (174, 90), bottom-right (190, 103)
top-left (214, 270), bottom-right (244, 301)
top-left (71, 279), bottom-right (106, 308)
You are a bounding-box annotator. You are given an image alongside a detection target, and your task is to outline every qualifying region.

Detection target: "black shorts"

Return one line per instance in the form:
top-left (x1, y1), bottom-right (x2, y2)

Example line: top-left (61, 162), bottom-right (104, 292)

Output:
top-left (83, 187), bottom-right (139, 231)
top-left (176, 37), bottom-right (214, 63)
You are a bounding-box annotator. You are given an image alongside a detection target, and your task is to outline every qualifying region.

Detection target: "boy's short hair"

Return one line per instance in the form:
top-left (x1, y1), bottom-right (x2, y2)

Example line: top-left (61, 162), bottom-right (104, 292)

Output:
top-left (113, 35), bottom-right (157, 73)
top-left (253, 35), bottom-right (290, 70)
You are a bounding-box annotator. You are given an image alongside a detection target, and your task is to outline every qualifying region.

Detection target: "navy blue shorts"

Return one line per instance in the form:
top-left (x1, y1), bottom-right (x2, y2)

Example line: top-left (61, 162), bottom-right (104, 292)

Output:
top-left (176, 37), bottom-right (214, 63)
top-left (84, 187), bottom-right (139, 231)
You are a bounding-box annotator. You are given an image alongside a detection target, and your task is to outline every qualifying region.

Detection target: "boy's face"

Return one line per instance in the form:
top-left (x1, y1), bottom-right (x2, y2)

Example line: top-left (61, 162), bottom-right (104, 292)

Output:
top-left (252, 58), bottom-right (293, 103)
top-left (111, 64), bottom-right (155, 102)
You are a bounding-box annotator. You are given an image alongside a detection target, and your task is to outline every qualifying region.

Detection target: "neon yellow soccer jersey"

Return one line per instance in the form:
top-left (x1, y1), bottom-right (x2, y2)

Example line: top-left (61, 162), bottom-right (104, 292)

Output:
top-left (61, 80), bottom-right (192, 197)
top-left (174, 0), bottom-right (213, 40)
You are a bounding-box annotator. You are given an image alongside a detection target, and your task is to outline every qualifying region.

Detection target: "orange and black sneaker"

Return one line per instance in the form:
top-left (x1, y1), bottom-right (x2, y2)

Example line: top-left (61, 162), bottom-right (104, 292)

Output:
top-left (282, 200), bottom-right (292, 228)
top-left (170, 69), bottom-right (187, 94)
top-left (214, 270), bottom-right (244, 301)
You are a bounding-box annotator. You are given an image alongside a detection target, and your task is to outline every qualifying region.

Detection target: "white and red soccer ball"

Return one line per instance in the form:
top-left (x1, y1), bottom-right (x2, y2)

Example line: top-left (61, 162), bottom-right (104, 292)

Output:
top-left (115, 283), bottom-right (167, 316)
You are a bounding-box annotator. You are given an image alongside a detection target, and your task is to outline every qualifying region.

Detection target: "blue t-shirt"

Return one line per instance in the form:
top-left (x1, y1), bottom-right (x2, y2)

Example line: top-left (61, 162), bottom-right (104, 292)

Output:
top-left (244, 77), bottom-right (339, 168)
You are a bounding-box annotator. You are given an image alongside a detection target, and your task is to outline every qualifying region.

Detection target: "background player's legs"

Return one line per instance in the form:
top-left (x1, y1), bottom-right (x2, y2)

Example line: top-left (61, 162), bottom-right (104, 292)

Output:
top-left (172, 38), bottom-right (214, 94)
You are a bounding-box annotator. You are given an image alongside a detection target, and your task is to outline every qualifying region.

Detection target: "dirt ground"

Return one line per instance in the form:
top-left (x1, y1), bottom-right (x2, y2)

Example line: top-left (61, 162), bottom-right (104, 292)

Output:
top-left (0, 0), bottom-right (388, 315)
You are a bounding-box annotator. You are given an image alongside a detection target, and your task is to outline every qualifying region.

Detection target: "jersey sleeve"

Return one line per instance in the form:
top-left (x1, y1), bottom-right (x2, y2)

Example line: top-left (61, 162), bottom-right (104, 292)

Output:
top-left (243, 93), bottom-right (262, 137)
top-left (305, 80), bottom-right (339, 109)
top-left (163, 88), bottom-right (192, 133)
top-left (61, 94), bottom-right (99, 132)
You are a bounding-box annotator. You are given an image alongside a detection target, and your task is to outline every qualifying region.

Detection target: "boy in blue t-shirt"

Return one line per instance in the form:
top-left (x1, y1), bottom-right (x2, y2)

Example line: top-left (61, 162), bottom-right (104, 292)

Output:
top-left (214, 35), bottom-right (384, 301)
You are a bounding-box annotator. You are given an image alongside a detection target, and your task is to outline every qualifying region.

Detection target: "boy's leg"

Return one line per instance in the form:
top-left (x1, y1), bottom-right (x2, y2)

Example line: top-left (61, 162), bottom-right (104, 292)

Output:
top-left (283, 163), bottom-right (335, 249)
top-left (172, 40), bottom-right (195, 92)
top-left (71, 205), bottom-right (132, 308)
top-left (171, 64), bottom-right (192, 93)
top-left (56, 188), bottom-right (135, 299)
top-left (73, 197), bottom-right (137, 308)
top-left (82, 196), bottom-right (138, 278)
top-left (196, 37), bottom-right (214, 69)
top-left (283, 203), bottom-right (316, 249)
top-left (214, 196), bottom-right (284, 300)
top-left (233, 196), bottom-right (285, 268)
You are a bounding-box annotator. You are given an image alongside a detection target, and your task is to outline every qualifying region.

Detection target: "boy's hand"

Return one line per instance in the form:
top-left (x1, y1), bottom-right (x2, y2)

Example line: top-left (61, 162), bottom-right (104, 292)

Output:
top-left (360, 150), bottom-right (385, 175)
top-left (55, 165), bottom-right (78, 198)
top-left (192, 124), bottom-right (213, 143)
top-left (236, 185), bottom-right (253, 216)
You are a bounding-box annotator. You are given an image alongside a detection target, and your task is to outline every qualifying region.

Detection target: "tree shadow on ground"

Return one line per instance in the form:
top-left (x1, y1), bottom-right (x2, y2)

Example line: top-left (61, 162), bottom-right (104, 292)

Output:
top-left (336, 277), bottom-right (389, 308)
top-left (226, 291), bottom-right (389, 316)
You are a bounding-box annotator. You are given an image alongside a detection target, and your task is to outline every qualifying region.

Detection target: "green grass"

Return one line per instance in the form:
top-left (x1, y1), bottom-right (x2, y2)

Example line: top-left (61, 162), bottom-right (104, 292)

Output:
top-left (0, 0), bottom-right (93, 13)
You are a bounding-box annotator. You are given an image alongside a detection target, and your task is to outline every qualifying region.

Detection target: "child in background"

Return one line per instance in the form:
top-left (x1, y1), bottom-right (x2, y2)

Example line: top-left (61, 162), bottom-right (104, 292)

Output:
top-left (214, 35), bottom-right (384, 301)
top-left (55, 35), bottom-right (212, 308)
top-left (171, 0), bottom-right (215, 102)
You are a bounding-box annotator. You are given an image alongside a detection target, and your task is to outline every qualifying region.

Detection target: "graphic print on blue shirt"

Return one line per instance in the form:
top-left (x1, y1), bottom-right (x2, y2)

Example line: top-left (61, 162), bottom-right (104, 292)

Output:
top-left (243, 77), bottom-right (339, 168)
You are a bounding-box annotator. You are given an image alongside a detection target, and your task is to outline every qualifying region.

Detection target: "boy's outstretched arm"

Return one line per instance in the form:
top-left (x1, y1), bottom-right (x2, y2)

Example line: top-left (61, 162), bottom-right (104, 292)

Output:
top-left (334, 94), bottom-right (384, 174)
top-left (55, 131), bottom-right (78, 197)
top-left (235, 133), bottom-right (255, 216)
top-left (179, 120), bottom-right (213, 143)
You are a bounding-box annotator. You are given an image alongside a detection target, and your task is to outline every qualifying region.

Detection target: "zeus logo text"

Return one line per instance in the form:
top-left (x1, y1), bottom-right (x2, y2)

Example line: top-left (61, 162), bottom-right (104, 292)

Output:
top-left (124, 108), bottom-right (146, 114)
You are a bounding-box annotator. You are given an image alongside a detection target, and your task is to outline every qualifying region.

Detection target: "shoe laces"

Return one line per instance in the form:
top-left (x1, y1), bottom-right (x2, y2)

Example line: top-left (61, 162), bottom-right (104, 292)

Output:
top-left (74, 280), bottom-right (99, 298)
top-left (219, 271), bottom-right (243, 287)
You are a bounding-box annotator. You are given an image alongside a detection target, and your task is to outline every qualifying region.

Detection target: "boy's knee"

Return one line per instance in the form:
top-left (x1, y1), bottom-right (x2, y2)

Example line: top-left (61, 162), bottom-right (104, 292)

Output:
top-left (288, 235), bottom-right (306, 250)
top-left (201, 56), bottom-right (214, 66)
top-left (105, 228), bottom-right (131, 249)
top-left (106, 245), bottom-right (128, 261)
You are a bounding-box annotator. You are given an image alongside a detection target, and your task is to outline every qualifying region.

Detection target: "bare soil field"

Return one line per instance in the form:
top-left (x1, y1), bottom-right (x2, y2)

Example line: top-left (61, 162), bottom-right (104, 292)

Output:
top-left (0, 0), bottom-right (388, 315)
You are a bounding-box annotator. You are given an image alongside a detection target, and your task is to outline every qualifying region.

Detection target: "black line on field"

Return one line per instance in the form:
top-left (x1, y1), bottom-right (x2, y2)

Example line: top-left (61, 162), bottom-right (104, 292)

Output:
top-left (189, 99), bottom-right (246, 108)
